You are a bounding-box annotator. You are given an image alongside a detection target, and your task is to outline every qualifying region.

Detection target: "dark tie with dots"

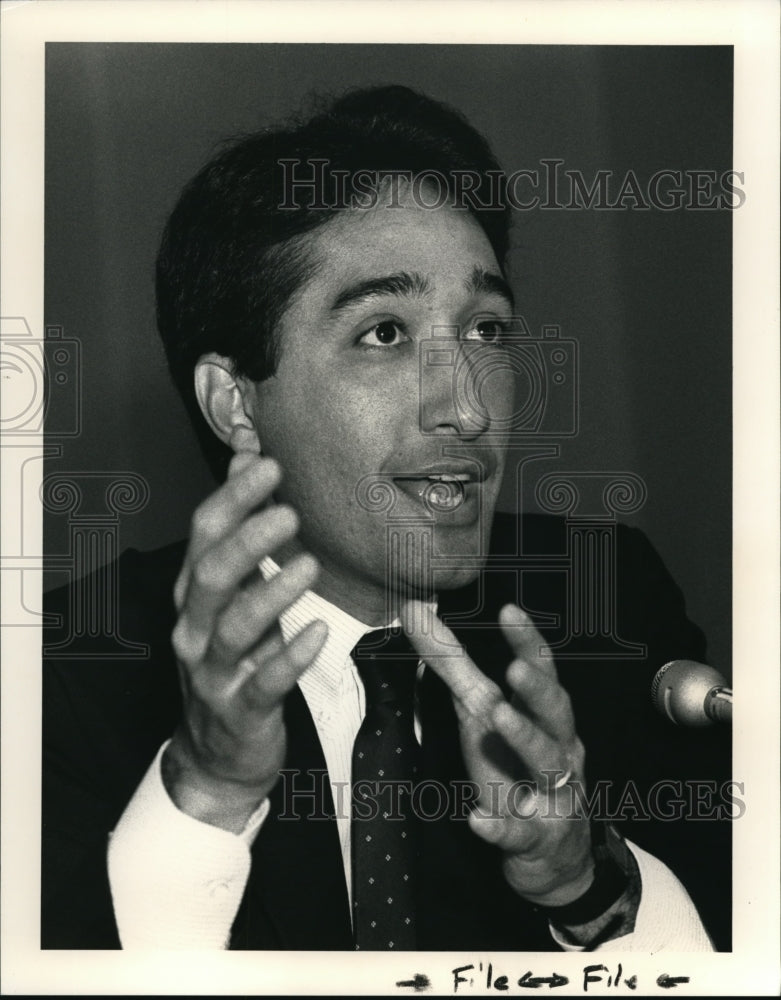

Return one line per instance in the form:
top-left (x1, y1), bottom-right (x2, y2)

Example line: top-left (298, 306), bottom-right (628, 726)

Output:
top-left (350, 628), bottom-right (420, 951)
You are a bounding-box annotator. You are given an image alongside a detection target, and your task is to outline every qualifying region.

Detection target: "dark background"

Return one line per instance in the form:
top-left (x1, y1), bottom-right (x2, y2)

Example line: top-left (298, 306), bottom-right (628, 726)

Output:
top-left (44, 43), bottom-right (732, 679)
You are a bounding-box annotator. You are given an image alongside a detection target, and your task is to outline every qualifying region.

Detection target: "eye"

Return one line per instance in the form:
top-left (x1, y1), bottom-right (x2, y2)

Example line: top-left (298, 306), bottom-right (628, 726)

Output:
top-left (463, 319), bottom-right (511, 345)
top-left (358, 320), bottom-right (409, 347)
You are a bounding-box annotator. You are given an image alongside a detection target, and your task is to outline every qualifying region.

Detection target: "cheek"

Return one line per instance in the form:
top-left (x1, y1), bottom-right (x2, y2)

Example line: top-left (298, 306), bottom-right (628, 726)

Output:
top-left (497, 366), bottom-right (518, 417)
top-left (258, 377), bottom-right (387, 499)
top-left (476, 362), bottom-right (517, 426)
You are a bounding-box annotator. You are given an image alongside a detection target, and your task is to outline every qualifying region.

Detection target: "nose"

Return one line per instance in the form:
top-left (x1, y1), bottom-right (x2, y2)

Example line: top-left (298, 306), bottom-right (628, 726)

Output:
top-left (418, 336), bottom-right (492, 439)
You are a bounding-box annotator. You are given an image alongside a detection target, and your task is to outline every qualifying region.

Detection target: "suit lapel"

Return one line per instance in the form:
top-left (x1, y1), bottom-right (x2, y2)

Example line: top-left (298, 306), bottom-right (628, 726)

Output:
top-left (234, 683), bottom-right (354, 950)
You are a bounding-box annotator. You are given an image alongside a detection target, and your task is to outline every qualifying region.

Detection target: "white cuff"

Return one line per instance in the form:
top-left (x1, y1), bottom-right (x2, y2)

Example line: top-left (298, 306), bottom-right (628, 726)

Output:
top-left (550, 839), bottom-right (714, 952)
top-left (107, 741), bottom-right (269, 949)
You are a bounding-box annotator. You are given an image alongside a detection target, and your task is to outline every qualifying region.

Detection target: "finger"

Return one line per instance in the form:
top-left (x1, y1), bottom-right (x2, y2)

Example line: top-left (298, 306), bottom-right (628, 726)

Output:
top-left (492, 700), bottom-right (578, 783)
top-left (498, 604), bottom-right (556, 677)
top-left (221, 624), bottom-right (286, 695)
top-left (204, 552), bottom-right (320, 669)
top-left (467, 780), bottom-right (545, 854)
top-left (468, 810), bottom-right (509, 847)
top-left (467, 808), bottom-right (539, 853)
top-left (175, 456), bottom-right (282, 608)
top-left (182, 504), bottom-right (300, 643)
top-left (505, 658), bottom-right (576, 745)
top-left (228, 619), bottom-right (329, 703)
top-left (400, 600), bottom-right (502, 718)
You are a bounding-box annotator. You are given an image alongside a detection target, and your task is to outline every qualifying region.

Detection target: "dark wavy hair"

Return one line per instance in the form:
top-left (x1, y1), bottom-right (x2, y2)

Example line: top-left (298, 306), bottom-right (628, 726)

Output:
top-left (156, 85), bottom-right (510, 480)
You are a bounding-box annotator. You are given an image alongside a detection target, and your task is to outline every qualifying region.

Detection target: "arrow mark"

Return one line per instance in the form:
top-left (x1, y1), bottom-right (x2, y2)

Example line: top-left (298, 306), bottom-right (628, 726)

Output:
top-left (657, 973), bottom-right (691, 989)
top-left (396, 973), bottom-right (431, 992)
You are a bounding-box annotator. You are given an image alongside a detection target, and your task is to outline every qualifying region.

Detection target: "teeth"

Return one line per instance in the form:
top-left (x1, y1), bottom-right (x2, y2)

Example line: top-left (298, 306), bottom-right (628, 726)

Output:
top-left (427, 473), bottom-right (471, 482)
top-left (424, 479), bottom-right (466, 511)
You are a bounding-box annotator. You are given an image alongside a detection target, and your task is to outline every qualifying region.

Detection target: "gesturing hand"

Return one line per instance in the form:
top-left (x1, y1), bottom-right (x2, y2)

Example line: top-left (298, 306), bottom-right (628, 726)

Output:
top-left (400, 600), bottom-right (595, 907)
top-left (164, 452), bottom-right (328, 833)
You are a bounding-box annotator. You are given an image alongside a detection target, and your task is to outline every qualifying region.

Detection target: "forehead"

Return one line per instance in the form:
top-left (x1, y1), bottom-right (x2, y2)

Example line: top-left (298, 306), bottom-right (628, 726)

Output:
top-left (296, 199), bottom-right (503, 307)
top-left (327, 198), bottom-right (495, 261)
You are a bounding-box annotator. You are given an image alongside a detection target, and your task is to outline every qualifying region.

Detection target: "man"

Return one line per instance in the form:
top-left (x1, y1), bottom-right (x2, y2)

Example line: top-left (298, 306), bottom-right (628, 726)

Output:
top-left (42, 86), bottom-right (728, 951)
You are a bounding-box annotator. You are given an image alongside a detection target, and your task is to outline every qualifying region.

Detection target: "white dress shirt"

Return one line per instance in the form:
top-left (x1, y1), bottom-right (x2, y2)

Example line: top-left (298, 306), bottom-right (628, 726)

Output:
top-left (107, 563), bottom-right (713, 951)
top-left (257, 556), bottom-right (426, 908)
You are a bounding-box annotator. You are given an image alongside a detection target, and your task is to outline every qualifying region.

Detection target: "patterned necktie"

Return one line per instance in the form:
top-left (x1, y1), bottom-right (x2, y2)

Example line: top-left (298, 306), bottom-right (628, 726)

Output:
top-left (350, 628), bottom-right (420, 950)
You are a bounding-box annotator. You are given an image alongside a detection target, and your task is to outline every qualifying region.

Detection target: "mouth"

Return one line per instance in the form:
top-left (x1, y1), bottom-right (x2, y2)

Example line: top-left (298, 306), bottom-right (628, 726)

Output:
top-left (392, 472), bottom-right (476, 513)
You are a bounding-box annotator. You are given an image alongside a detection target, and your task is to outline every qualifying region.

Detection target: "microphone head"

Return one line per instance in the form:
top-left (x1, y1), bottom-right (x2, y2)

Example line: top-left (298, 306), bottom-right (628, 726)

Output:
top-left (652, 659), bottom-right (728, 726)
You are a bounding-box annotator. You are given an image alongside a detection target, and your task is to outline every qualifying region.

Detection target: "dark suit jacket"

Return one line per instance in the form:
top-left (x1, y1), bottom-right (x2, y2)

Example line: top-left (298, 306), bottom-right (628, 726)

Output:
top-left (42, 513), bottom-right (731, 950)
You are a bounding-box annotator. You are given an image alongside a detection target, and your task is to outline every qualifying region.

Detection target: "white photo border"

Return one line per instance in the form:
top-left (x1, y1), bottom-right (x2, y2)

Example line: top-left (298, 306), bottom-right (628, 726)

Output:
top-left (1, 0), bottom-right (778, 995)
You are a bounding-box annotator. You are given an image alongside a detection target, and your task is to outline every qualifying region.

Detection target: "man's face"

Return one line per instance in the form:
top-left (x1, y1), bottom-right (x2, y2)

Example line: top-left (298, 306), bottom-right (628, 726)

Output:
top-left (246, 190), bottom-right (516, 622)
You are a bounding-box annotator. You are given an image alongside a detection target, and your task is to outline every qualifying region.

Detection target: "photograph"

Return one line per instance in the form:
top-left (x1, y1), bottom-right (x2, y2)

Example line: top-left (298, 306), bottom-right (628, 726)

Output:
top-left (1, 1), bottom-right (778, 995)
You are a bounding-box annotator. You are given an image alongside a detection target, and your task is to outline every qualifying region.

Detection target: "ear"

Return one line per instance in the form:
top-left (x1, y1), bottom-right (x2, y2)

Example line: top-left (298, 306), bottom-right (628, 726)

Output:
top-left (194, 353), bottom-right (261, 455)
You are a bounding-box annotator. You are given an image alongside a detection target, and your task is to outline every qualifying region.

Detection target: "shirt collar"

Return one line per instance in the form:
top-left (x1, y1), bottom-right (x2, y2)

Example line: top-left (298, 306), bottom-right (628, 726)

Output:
top-left (264, 549), bottom-right (375, 639)
top-left (258, 556), bottom-right (435, 702)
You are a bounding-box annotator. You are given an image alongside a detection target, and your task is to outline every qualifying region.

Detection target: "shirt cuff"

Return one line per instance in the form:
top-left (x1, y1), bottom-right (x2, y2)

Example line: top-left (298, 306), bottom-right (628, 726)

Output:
top-left (107, 741), bottom-right (269, 949)
top-left (550, 838), bottom-right (714, 952)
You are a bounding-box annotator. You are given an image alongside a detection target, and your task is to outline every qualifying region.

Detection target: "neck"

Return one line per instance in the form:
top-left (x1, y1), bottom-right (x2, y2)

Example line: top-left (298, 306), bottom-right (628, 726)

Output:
top-left (308, 560), bottom-right (403, 627)
top-left (273, 537), bottom-right (428, 627)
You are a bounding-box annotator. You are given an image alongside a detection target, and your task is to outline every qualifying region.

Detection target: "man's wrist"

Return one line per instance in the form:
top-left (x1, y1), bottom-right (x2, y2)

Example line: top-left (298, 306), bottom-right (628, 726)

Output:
top-left (162, 737), bottom-right (271, 834)
top-left (537, 852), bottom-right (629, 926)
top-left (541, 823), bottom-right (642, 948)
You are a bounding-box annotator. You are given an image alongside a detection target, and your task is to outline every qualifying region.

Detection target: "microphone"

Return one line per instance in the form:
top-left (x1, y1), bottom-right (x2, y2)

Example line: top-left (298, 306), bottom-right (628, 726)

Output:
top-left (651, 660), bottom-right (733, 726)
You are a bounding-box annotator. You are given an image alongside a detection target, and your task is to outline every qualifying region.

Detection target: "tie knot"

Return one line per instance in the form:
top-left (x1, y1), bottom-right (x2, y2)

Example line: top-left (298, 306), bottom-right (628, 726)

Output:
top-left (351, 628), bottom-right (419, 706)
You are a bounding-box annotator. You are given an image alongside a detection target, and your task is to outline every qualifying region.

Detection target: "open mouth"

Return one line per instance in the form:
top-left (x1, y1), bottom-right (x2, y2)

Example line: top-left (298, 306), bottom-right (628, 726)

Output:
top-left (393, 473), bottom-right (472, 512)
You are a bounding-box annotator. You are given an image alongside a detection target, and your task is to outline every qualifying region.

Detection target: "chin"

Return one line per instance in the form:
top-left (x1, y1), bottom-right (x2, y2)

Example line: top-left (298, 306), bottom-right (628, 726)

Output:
top-left (431, 562), bottom-right (483, 593)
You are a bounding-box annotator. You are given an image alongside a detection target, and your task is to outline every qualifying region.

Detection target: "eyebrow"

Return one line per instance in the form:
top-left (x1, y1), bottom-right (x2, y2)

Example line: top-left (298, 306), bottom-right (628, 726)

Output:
top-left (330, 271), bottom-right (432, 315)
top-left (329, 265), bottom-right (515, 316)
top-left (467, 265), bottom-right (515, 310)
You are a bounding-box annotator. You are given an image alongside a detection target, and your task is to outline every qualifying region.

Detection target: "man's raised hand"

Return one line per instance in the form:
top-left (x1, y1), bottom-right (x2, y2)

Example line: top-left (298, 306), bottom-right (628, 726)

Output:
top-left (164, 453), bottom-right (327, 833)
top-left (400, 600), bottom-right (594, 907)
